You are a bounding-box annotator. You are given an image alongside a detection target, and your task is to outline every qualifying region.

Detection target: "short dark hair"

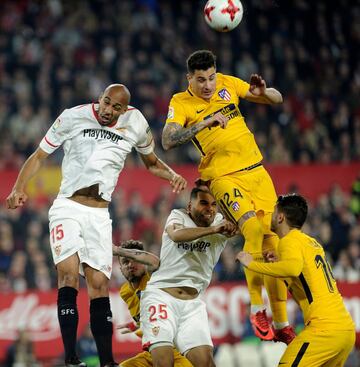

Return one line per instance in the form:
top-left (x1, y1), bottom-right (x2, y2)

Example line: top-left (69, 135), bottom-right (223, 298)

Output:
top-left (276, 194), bottom-right (308, 229)
top-left (120, 239), bottom-right (144, 251)
top-left (187, 50), bottom-right (216, 74)
top-left (190, 187), bottom-right (210, 201)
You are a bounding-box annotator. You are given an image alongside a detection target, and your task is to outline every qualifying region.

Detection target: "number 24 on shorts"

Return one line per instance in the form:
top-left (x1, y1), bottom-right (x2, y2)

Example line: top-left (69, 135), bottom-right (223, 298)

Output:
top-left (149, 304), bottom-right (168, 322)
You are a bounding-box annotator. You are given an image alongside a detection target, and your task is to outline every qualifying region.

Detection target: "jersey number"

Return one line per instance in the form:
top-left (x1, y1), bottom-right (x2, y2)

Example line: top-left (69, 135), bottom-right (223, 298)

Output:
top-left (223, 188), bottom-right (242, 207)
top-left (50, 224), bottom-right (64, 243)
top-left (315, 254), bottom-right (335, 293)
top-left (149, 304), bottom-right (168, 322)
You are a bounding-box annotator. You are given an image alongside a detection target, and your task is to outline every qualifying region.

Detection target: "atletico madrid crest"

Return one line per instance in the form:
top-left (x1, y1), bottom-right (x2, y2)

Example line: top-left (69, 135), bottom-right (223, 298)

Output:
top-left (218, 88), bottom-right (231, 101)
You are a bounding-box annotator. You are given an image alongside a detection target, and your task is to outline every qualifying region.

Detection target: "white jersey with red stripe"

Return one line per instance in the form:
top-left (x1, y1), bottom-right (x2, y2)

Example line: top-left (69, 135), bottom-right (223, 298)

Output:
top-left (146, 209), bottom-right (228, 293)
top-left (39, 103), bottom-right (154, 201)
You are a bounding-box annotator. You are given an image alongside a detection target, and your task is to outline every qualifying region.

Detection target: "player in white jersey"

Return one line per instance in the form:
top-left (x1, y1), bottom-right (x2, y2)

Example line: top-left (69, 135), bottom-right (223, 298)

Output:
top-left (140, 187), bottom-right (237, 367)
top-left (6, 84), bottom-right (187, 367)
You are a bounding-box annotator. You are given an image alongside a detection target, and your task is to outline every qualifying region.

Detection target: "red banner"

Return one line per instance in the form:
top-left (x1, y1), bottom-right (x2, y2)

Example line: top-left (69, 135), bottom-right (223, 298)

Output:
top-left (0, 282), bottom-right (359, 362)
top-left (1, 162), bottom-right (360, 204)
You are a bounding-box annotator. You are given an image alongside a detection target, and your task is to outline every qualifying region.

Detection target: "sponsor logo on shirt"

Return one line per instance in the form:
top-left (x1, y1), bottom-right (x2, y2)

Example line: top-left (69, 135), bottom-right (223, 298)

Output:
top-left (83, 129), bottom-right (123, 143)
top-left (178, 241), bottom-right (211, 252)
top-left (204, 103), bottom-right (240, 121)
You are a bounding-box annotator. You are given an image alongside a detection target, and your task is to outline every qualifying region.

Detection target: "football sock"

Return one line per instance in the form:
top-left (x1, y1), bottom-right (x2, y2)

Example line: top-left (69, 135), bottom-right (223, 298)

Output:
top-left (241, 216), bottom-right (264, 305)
top-left (57, 286), bottom-right (79, 361)
top-left (263, 235), bottom-right (288, 323)
top-left (90, 297), bottom-right (114, 366)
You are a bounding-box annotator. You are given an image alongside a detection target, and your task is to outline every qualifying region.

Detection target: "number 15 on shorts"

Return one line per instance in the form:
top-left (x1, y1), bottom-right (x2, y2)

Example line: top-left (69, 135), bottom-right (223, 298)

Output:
top-left (149, 304), bottom-right (168, 322)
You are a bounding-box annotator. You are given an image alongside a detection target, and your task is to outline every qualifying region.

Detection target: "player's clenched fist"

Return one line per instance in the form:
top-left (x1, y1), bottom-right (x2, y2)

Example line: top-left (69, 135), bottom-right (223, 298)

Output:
top-left (6, 190), bottom-right (27, 209)
top-left (204, 111), bottom-right (228, 129)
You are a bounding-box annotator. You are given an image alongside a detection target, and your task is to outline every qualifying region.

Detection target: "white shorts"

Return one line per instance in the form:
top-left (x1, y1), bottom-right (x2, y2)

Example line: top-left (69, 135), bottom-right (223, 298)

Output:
top-left (48, 197), bottom-right (113, 278)
top-left (140, 288), bottom-right (213, 355)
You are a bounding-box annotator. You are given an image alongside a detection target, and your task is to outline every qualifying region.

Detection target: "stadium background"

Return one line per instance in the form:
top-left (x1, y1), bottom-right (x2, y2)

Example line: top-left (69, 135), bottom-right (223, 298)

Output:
top-left (0, 0), bottom-right (359, 366)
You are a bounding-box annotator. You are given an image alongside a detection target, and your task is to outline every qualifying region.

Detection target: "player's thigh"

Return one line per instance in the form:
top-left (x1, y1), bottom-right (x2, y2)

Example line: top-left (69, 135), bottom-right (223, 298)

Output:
top-left (150, 346), bottom-right (174, 367)
top-left (80, 207), bottom-right (113, 279)
top-left (250, 166), bottom-right (277, 213)
top-left (210, 176), bottom-right (254, 224)
top-left (119, 351), bottom-right (153, 367)
top-left (49, 199), bottom-right (85, 265)
top-left (279, 327), bottom-right (354, 367)
top-left (186, 346), bottom-right (215, 367)
top-left (175, 298), bottom-right (213, 355)
top-left (173, 349), bottom-right (193, 367)
top-left (140, 289), bottom-right (179, 348)
top-left (322, 329), bottom-right (356, 367)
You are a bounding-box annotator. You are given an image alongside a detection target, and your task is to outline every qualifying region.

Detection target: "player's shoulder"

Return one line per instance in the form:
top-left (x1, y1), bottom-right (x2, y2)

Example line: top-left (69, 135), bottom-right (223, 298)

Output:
top-left (119, 282), bottom-right (133, 301)
top-left (119, 105), bottom-right (148, 127)
top-left (171, 90), bottom-right (193, 104)
top-left (218, 72), bottom-right (245, 85)
top-left (66, 103), bottom-right (92, 116)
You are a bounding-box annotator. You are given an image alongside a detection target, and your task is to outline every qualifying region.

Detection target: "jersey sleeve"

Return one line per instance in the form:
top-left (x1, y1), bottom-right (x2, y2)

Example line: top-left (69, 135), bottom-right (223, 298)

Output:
top-left (228, 75), bottom-right (250, 99)
top-left (166, 209), bottom-right (185, 227)
top-left (165, 96), bottom-right (187, 127)
top-left (247, 237), bottom-right (303, 277)
top-left (39, 109), bottom-right (72, 154)
top-left (134, 110), bottom-right (155, 155)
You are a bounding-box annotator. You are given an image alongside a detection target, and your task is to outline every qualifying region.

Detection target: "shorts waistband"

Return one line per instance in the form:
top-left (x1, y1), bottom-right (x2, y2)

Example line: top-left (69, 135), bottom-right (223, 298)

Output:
top-left (54, 197), bottom-right (109, 212)
top-left (239, 162), bottom-right (262, 172)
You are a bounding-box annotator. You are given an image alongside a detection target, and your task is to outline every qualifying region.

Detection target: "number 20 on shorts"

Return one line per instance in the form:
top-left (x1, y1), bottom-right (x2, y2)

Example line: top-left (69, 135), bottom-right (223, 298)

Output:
top-left (149, 304), bottom-right (168, 322)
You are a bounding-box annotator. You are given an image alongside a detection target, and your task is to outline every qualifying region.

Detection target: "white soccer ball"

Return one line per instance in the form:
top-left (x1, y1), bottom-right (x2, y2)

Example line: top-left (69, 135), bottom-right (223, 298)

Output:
top-left (204, 0), bottom-right (243, 32)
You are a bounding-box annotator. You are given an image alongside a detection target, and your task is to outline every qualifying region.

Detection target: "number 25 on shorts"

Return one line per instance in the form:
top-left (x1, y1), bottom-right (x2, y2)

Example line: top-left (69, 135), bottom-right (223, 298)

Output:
top-left (149, 304), bottom-right (168, 322)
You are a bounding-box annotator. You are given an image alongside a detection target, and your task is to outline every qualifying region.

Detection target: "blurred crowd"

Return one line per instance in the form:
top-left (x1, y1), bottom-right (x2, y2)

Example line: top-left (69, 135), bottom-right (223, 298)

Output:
top-left (0, 0), bottom-right (359, 290)
top-left (0, 0), bottom-right (359, 168)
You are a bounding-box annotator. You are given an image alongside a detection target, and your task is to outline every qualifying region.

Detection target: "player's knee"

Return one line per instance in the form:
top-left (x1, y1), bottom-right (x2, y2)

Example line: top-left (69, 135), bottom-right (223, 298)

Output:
top-left (58, 273), bottom-right (78, 288)
top-left (241, 216), bottom-right (264, 253)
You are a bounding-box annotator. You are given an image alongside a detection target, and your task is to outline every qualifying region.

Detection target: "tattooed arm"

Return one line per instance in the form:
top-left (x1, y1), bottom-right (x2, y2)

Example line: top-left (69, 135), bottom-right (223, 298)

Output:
top-left (162, 111), bottom-right (228, 150)
top-left (113, 245), bottom-right (160, 272)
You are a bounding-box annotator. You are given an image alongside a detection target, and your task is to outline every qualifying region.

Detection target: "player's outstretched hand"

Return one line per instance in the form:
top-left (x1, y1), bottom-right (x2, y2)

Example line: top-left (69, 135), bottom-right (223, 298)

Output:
top-left (116, 322), bottom-right (139, 334)
top-left (170, 173), bottom-right (187, 194)
top-left (205, 111), bottom-right (228, 129)
top-left (6, 190), bottom-right (28, 209)
top-left (236, 251), bottom-right (253, 266)
top-left (249, 74), bottom-right (267, 96)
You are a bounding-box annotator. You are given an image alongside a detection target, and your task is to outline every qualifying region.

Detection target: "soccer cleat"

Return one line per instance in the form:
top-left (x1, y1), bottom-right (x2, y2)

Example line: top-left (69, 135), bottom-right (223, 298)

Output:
top-left (274, 325), bottom-right (296, 345)
top-left (250, 310), bottom-right (275, 341)
top-left (65, 357), bottom-right (87, 367)
top-left (102, 363), bottom-right (118, 367)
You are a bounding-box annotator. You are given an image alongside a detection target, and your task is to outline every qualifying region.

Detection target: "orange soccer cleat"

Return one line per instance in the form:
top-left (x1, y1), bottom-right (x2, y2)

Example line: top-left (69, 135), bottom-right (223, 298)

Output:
top-left (274, 325), bottom-right (296, 345)
top-left (250, 310), bottom-right (275, 341)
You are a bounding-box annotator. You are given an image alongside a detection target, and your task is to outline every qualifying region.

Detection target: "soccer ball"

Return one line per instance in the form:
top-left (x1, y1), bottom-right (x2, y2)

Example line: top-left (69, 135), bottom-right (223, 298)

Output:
top-left (204, 0), bottom-right (243, 32)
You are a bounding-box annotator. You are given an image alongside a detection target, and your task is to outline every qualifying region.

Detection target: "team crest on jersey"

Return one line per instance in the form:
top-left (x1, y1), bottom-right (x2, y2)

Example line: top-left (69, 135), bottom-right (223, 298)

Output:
top-left (218, 88), bottom-right (231, 101)
top-left (167, 106), bottom-right (174, 119)
top-left (152, 326), bottom-right (160, 336)
top-left (54, 244), bottom-right (62, 256)
top-left (231, 202), bottom-right (240, 211)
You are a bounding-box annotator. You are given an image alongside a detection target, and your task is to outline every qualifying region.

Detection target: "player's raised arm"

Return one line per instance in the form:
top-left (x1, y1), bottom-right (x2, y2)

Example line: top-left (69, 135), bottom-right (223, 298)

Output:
top-left (162, 112), bottom-right (228, 151)
top-left (244, 74), bottom-right (283, 104)
top-left (6, 147), bottom-right (49, 209)
top-left (113, 244), bottom-right (160, 273)
top-left (139, 151), bottom-right (187, 193)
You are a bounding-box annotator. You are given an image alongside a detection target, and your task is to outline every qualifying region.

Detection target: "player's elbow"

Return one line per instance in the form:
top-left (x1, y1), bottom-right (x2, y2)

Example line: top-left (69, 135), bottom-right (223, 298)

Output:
top-left (162, 140), bottom-right (172, 151)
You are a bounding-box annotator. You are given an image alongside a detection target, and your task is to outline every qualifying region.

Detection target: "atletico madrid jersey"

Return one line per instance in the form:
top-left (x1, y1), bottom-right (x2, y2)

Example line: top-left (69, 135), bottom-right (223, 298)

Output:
top-left (166, 73), bottom-right (263, 180)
